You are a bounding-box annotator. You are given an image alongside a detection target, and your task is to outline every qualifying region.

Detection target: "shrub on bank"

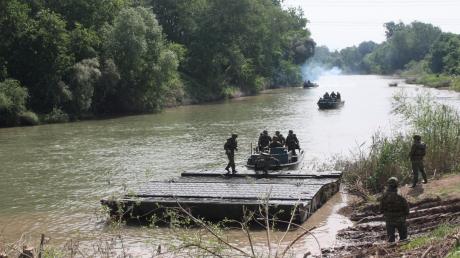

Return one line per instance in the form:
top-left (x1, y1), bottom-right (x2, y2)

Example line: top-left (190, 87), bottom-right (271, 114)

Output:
top-left (340, 93), bottom-right (460, 198)
top-left (0, 79), bottom-right (29, 126)
top-left (43, 107), bottom-right (70, 123)
top-left (19, 111), bottom-right (39, 126)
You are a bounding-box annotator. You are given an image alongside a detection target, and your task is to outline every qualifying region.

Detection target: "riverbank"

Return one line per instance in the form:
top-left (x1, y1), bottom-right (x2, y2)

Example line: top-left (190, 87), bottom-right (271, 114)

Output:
top-left (324, 173), bottom-right (460, 257)
top-left (402, 72), bottom-right (460, 91)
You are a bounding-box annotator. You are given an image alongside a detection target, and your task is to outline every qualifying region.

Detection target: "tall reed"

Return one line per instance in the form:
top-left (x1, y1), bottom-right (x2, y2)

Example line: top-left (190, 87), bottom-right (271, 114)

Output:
top-left (340, 92), bottom-right (460, 198)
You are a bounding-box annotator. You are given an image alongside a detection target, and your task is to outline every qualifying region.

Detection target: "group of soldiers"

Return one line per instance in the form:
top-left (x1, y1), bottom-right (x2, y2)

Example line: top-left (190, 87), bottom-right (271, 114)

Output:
top-left (321, 91), bottom-right (341, 100)
top-left (223, 130), bottom-right (300, 174)
top-left (257, 130), bottom-right (300, 155)
top-left (225, 132), bottom-right (428, 243)
top-left (380, 134), bottom-right (428, 242)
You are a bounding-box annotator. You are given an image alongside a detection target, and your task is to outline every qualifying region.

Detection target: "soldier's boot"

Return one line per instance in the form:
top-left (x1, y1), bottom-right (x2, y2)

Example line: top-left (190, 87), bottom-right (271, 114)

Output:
top-left (225, 167), bottom-right (230, 174)
top-left (422, 171), bottom-right (428, 184)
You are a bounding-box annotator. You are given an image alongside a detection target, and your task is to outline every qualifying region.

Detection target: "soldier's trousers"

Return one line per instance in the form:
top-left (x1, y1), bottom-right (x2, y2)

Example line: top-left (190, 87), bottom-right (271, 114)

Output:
top-left (225, 152), bottom-right (235, 172)
top-left (411, 160), bottom-right (427, 186)
top-left (385, 219), bottom-right (407, 242)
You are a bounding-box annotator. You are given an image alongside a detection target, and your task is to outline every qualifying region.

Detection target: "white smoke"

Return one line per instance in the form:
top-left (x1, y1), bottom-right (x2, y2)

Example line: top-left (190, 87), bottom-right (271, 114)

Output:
top-left (301, 61), bottom-right (342, 81)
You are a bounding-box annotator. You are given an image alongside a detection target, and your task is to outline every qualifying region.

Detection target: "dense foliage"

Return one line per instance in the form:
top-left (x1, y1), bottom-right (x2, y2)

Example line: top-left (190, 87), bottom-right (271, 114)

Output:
top-left (0, 0), bottom-right (314, 126)
top-left (313, 21), bottom-right (460, 78)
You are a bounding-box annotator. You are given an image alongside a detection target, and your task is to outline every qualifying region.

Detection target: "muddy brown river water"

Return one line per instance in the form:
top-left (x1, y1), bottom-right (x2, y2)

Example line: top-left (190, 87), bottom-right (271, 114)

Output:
top-left (1, 75), bottom-right (460, 255)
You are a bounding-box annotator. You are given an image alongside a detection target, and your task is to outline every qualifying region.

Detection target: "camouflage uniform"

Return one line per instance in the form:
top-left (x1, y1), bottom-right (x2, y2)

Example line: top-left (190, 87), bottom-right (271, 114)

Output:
top-left (275, 131), bottom-right (286, 145)
top-left (269, 137), bottom-right (283, 148)
top-left (285, 130), bottom-right (299, 155)
top-left (409, 135), bottom-right (427, 187)
top-left (258, 131), bottom-right (272, 151)
top-left (224, 134), bottom-right (238, 174)
top-left (380, 177), bottom-right (409, 242)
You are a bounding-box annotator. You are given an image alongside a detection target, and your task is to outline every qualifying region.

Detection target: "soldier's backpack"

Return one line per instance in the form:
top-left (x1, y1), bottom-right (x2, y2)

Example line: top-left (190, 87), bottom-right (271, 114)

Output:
top-left (415, 143), bottom-right (426, 156)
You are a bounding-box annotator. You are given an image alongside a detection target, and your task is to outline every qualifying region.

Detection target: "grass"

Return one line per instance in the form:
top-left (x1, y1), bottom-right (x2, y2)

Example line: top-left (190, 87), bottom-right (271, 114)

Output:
top-left (339, 92), bottom-right (460, 198)
top-left (447, 246), bottom-right (460, 258)
top-left (404, 71), bottom-right (460, 91)
top-left (400, 224), bottom-right (459, 251)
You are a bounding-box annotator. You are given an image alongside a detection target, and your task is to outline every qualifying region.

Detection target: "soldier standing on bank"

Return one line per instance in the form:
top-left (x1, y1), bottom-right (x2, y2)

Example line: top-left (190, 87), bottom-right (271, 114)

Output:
top-left (409, 135), bottom-right (427, 187)
top-left (224, 134), bottom-right (238, 174)
top-left (285, 130), bottom-right (299, 155)
top-left (380, 177), bottom-right (409, 243)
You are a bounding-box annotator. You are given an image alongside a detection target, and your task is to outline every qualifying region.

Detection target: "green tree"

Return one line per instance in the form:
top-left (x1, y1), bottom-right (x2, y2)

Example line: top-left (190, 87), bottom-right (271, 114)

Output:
top-left (6, 9), bottom-right (74, 113)
top-left (103, 6), bottom-right (182, 112)
top-left (0, 79), bottom-right (29, 126)
top-left (429, 33), bottom-right (460, 74)
top-left (67, 58), bottom-right (101, 114)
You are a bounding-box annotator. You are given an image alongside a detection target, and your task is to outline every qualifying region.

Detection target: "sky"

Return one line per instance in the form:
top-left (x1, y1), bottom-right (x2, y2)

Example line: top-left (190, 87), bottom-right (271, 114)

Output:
top-left (283, 0), bottom-right (460, 50)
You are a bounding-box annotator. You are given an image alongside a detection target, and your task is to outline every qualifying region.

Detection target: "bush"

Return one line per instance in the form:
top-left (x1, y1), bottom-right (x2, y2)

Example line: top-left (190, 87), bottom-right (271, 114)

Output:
top-left (0, 79), bottom-right (29, 126)
top-left (43, 107), bottom-right (69, 123)
top-left (19, 111), bottom-right (39, 125)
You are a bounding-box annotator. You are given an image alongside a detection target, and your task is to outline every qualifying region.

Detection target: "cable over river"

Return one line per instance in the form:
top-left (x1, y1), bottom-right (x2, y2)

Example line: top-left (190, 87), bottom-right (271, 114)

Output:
top-left (1, 75), bottom-right (460, 255)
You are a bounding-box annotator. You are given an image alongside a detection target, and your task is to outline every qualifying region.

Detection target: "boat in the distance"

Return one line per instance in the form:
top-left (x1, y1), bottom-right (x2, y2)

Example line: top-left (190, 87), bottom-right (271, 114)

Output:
top-left (388, 82), bottom-right (398, 87)
top-left (317, 98), bottom-right (344, 109)
top-left (246, 147), bottom-right (304, 170)
top-left (303, 80), bottom-right (319, 88)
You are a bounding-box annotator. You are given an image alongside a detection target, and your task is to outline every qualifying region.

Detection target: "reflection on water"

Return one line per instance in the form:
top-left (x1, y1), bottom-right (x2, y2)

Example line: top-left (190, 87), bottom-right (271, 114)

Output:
top-left (1, 75), bottom-right (460, 251)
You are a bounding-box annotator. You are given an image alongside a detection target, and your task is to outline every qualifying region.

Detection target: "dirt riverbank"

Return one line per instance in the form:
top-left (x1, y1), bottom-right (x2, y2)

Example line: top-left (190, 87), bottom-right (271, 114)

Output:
top-left (321, 174), bottom-right (460, 257)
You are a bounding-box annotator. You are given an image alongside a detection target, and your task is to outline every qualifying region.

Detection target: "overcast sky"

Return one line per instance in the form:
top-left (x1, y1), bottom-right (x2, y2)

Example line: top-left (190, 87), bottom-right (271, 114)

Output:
top-left (283, 0), bottom-right (460, 50)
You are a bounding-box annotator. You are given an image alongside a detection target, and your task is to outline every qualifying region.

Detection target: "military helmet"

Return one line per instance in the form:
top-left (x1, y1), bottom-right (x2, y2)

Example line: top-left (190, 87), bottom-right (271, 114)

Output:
top-left (273, 136), bottom-right (278, 141)
top-left (289, 130), bottom-right (293, 134)
top-left (231, 133), bottom-right (238, 138)
top-left (413, 135), bottom-right (421, 140)
top-left (263, 130), bottom-right (268, 135)
top-left (275, 131), bottom-right (280, 134)
top-left (387, 177), bottom-right (399, 188)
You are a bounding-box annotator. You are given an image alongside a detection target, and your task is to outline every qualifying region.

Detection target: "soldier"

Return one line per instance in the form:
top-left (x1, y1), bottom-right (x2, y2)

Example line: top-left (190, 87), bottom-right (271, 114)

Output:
top-left (258, 130), bottom-right (272, 151)
top-left (255, 152), bottom-right (279, 174)
top-left (380, 177), bottom-right (409, 243)
top-left (285, 130), bottom-right (299, 155)
top-left (409, 135), bottom-right (427, 187)
top-left (269, 136), bottom-right (283, 148)
top-left (224, 134), bottom-right (238, 174)
top-left (275, 131), bottom-right (286, 145)
top-left (336, 92), bottom-right (341, 100)
top-left (323, 92), bottom-right (330, 99)
top-left (330, 91), bottom-right (337, 99)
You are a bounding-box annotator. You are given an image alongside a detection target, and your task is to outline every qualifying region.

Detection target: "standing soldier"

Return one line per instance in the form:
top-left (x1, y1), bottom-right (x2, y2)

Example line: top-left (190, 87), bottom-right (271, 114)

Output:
top-left (275, 131), bottom-right (286, 145)
top-left (409, 135), bottom-right (427, 187)
top-left (285, 130), bottom-right (299, 155)
top-left (224, 134), bottom-right (238, 174)
top-left (380, 177), bottom-right (409, 242)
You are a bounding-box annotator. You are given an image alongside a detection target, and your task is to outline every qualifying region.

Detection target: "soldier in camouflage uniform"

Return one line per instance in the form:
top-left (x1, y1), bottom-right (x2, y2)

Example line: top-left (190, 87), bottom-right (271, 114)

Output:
top-left (285, 130), bottom-right (299, 155)
top-left (380, 177), bottom-right (409, 242)
top-left (224, 134), bottom-right (238, 174)
top-left (258, 130), bottom-right (272, 151)
top-left (409, 135), bottom-right (427, 187)
top-left (275, 131), bottom-right (286, 145)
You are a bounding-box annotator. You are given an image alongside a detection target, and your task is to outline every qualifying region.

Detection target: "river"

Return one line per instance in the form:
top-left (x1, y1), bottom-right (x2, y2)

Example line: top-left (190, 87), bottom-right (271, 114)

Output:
top-left (1, 75), bottom-right (460, 256)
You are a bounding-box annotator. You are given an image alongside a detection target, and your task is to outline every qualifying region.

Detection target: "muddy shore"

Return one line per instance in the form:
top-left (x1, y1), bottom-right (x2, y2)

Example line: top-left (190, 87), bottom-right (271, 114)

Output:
top-left (321, 174), bottom-right (460, 257)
